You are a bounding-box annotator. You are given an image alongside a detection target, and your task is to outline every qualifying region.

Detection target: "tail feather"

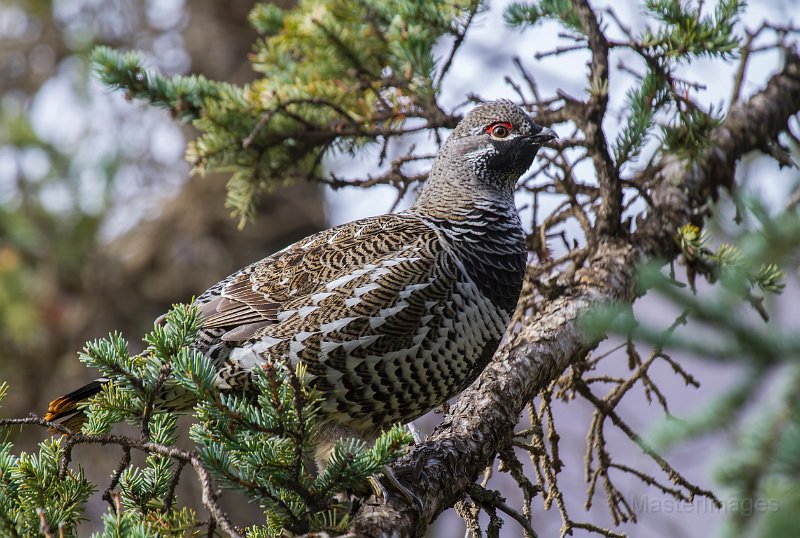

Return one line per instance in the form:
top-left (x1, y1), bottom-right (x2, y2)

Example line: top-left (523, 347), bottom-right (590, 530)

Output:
top-left (45, 379), bottom-right (107, 432)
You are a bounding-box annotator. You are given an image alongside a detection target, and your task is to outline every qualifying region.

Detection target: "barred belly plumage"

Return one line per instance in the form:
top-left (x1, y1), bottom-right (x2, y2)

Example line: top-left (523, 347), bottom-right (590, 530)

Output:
top-left (320, 269), bottom-right (510, 432)
top-left (205, 242), bottom-right (512, 436)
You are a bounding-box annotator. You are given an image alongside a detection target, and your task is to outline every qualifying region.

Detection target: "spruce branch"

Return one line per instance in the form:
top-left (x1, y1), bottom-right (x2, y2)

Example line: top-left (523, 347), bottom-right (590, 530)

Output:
top-left (0, 416), bottom-right (241, 538)
top-left (613, 69), bottom-right (670, 167)
top-left (715, 366), bottom-right (800, 533)
top-left (91, 46), bottom-right (240, 123)
top-left (641, 0), bottom-right (744, 59)
top-left (93, 2), bottom-right (472, 224)
top-left (504, 1), bottom-right (583, 33)
top-left (2, 302), bottom-right (412, 537)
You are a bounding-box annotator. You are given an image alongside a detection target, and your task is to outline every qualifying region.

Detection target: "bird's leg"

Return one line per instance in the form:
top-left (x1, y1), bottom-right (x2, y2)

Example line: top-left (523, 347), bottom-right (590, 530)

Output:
top-left (368, 422), bottom-right (423, 509)
top-left (372, 465), bottom-right (423, 511)
top-left (316, 422), bottom-right (422, 509)
top-left (368, 475), bottom-right (389, 501)
top-left (316, 423), bottom-right (376, 503)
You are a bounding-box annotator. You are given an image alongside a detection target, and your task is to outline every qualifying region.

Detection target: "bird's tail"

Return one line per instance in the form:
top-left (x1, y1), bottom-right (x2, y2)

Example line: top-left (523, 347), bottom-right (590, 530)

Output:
top-left (44, 378), bottom-right (107, 432)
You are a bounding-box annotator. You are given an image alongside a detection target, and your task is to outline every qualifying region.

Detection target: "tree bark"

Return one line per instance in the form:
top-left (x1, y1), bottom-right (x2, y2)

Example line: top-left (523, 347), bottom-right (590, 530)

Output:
top-left (350, 50), bottom-right (800, 538)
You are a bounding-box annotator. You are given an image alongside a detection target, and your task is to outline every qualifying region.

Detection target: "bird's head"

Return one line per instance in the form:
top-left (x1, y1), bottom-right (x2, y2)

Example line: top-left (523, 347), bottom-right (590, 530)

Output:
top-left (414, 100), bottom-right (556, 215)
top-left (445, 99), bottom-right (556, 188)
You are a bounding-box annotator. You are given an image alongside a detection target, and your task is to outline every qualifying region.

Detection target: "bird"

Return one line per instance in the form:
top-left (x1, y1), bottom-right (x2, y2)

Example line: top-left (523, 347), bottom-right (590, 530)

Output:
top-left (46, 99), bottom-right (556, 467)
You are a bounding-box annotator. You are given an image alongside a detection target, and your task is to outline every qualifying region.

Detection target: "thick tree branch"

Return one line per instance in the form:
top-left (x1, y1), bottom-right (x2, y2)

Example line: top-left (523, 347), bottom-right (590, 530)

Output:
top-left (349, 50), bottom-right (800, 538)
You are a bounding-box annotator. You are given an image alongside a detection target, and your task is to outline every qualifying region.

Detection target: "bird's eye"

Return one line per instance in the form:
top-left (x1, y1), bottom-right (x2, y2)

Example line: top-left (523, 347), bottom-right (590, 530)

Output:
top-left (487, 122), bottom-right (512, 140)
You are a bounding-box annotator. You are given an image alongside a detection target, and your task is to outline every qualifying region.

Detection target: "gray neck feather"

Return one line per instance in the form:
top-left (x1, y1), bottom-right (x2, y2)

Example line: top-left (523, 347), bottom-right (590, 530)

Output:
top-left (411, 146), bottom-right (516, 220)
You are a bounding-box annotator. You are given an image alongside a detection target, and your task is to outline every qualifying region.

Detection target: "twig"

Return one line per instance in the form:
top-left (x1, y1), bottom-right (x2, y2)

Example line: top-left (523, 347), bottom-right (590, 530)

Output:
top-left (163, 458), bottom-right (187, 513)
top-left (102, 447), bottom-right (131, 511)
top-left (0, 415), bottom-right (244, 538)
top-left (578, 384), bottom-right (720, 506)
top-left (36, 509), bottom-right (53, 538)
top-left (572, 0), bottom-right (619, 235)
top-left (436, 0), bottom-right (481, 90)
top-left (534, 43), bottom-right (587, 60)
top-left (468, 484), bottom-right (538, 538)
top-left (730, 24), bottom-right (765, 103)
top-left (512, 57), bottom-right (541, 102)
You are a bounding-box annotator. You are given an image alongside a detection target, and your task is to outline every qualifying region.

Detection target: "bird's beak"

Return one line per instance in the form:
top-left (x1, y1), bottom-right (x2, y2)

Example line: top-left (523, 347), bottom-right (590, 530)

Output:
top-left (531, 126), bottom-right (557, 145)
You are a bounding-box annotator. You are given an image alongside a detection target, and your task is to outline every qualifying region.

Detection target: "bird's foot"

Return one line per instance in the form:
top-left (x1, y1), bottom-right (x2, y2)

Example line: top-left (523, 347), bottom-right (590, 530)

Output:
top-left (369, 465), bottom-right (422, 511)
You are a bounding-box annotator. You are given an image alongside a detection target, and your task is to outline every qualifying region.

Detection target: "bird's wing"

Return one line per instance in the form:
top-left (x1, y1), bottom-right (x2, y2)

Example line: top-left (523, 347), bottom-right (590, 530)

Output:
top-left (198, 213), bottom-right (451, 342)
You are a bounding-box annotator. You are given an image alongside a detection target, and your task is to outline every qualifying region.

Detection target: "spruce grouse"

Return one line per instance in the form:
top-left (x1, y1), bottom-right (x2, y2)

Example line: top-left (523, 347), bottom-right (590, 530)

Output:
top-left (47, 99), bottom-right (556, 454)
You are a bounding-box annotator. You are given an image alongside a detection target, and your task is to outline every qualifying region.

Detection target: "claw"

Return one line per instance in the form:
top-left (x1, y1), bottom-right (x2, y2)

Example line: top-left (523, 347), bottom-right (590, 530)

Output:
top-left (371, 465), bottom-right (422, 511)
top-left (368, 475), bottom-right (388, 499)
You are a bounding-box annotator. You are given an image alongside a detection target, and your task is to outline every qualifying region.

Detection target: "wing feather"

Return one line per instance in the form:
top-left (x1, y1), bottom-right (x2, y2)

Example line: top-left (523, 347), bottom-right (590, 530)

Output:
top-left (200, 273), bottom-right (279, 328)
top-left (197, 213), bottom-right (446, 347)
